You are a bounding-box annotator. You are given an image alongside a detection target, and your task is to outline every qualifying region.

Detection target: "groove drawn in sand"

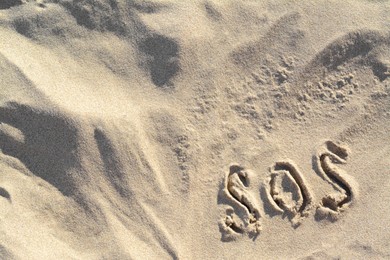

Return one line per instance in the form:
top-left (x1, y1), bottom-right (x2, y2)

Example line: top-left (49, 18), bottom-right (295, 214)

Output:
top-left (220, 164), bottom-right (261, 241)
top-left (314, 141), bottom-right (358, 220)
top-left (268, 160), bottom-right (313, 227)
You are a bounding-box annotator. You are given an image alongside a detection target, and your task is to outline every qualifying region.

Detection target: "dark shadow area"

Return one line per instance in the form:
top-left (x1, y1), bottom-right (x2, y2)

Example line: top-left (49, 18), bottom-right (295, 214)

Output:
top-left (0, 187), bottom-right (11, 201)
top-left (325, 141), bottom-right (348, 160)
top-left (13, 17), bottom-right (34, 38)
top-left (320, 40), bottom-right (371, 69)
top-left (94, 128), bottom-right (131, 198)
top-left (132, 1), bottom-right (168, 13)
top-left (58, 0), bottom-right (127, 34)
top-left (229, 164), bottom-right (247, 186)
top-left (0, 102), bottom-right (79, 196)
top-left (204, 1), bottom-right (222, 21)
top-left (217, 179), bottom-right (228, 205)
top-left (0, 0), bottom-right (22, 9)
top-left (372, 60), bottom-right (389, 81)
top-left (311, 31), bottom-right (384, 71)
top-left (248, 230), bottom-right (260, 241)
top-left (311, 154), bottom-right (323, 179)
top-left (0, 244), bottom-right (15, 260)
top-left (139, 34), bottom-right (180, 87)
top-left (229, 164), bottom-right (244, 175)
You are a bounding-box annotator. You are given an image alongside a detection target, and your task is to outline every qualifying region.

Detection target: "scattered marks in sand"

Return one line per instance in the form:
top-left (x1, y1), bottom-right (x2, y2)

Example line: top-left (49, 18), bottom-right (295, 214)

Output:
top-left (173, 135), bottom-right (190, 191)
top-left (301, 73), bottom-right (357, 107)
top-left (268, 160), bottom-right (313, 227)
top-left (314, 140), bottom-right (358, 220)
top-left (220, 164), bottom-right (261, 240)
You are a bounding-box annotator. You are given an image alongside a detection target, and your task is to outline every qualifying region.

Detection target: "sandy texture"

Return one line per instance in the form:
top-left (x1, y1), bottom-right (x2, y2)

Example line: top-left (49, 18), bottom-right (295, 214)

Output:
top-left (0, 0), bottom-right (390, 259)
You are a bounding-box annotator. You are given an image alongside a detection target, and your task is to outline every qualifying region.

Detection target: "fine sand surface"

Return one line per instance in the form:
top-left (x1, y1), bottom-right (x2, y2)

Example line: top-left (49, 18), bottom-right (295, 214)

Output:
top-left (0, 0), bottom-right (390, 259)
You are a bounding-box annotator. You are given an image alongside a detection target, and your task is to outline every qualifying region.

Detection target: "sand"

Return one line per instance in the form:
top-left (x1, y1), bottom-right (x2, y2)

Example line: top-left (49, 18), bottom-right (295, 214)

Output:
top-left (0, 0), bottom-right (389, 259)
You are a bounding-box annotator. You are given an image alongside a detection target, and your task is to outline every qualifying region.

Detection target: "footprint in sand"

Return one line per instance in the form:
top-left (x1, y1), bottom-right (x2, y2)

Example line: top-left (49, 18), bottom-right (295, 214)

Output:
top-left (314, 140), bottom-right (358, 220)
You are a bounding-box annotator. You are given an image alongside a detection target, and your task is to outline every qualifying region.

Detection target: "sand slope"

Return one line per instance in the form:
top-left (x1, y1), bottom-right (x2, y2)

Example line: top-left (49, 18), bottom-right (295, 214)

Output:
top-left (0, 0), bottom-right (390, 259)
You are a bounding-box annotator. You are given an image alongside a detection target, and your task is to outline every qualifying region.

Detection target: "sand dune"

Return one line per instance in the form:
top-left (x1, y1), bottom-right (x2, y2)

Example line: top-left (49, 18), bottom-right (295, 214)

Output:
top-left (0, 0), bottom-right (389, 259)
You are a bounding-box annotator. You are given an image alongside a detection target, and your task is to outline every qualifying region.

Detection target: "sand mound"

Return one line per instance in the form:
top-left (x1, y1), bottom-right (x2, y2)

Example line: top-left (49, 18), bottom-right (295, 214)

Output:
top-left (1, 0), bottom-right (389, 259)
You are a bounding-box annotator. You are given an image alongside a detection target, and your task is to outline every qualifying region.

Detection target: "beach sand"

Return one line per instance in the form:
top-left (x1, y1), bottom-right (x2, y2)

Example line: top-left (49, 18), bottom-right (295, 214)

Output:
top-left (0, 0), bottom-right (390, 259)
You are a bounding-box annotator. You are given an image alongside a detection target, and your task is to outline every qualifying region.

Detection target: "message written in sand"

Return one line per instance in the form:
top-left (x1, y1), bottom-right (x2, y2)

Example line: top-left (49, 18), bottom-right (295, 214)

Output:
top-left (220, 140), bottom-right (358, 241)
